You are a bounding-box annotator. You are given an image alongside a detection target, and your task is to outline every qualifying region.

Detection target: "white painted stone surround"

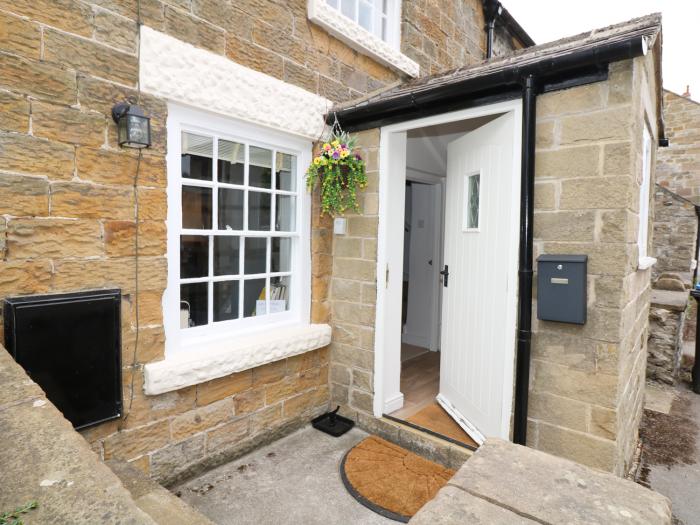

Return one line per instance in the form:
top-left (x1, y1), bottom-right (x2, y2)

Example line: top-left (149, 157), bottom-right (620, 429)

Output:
top-left (307, 0), bottom-right (419, 78)
top-left (144, 324), bottom-right (332, 395)
top-left (139, 26), bottom-right (332, 140)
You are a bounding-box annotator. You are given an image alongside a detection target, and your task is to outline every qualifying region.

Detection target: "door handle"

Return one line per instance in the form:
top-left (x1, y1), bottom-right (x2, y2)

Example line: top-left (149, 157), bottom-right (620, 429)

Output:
top-left (440, 265), bottom-right (449, 287)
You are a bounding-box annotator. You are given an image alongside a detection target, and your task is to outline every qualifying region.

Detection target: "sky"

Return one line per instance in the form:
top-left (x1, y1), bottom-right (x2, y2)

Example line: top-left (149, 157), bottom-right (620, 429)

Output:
top-left (504, 0), bottom-right (699, 101)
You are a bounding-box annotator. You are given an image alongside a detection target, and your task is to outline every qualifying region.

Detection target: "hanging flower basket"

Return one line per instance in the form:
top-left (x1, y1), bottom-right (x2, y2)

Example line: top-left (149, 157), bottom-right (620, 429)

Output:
top-left (306, 131), bottom-right (367, 216)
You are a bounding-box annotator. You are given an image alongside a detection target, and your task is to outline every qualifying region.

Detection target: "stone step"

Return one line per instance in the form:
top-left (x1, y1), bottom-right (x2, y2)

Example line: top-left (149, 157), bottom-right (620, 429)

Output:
top-left (106, 459), bottom-right (214, 525)
top-left (411, 438), bottom-right (672, 524)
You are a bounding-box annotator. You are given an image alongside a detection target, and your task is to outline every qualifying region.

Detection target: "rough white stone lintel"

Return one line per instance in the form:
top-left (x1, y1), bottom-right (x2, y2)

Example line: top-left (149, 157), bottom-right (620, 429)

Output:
top-left (143, 324), bottom-right (332, 395)
top-left (139, 26), bottom-right (332, 140)
top-left (307, 0), bottom-right (419, 78)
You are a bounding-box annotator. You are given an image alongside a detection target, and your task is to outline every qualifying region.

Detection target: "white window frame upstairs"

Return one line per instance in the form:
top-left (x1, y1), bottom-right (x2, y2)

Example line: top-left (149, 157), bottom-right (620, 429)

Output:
top-left (164, 103), bottom-right (312, 358)
top-left (637, 122), bottom-right (656, 270)
top-left (307, 0), bottom-right (419, 77)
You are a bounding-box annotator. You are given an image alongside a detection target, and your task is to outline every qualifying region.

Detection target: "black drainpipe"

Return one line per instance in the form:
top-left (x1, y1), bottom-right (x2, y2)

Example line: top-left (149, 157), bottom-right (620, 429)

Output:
top-left (694, 205), bottom-right (700, 285)
top-left (512, 75), bottom-right (537, 445)
top-left (483, 0), bottom-right (501, 59)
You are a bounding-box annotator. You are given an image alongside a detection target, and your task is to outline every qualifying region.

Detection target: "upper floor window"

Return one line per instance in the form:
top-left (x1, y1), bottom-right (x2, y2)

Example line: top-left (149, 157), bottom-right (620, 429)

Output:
top-left (166, 105), bottom-right (311, 356)
top-left (326, 0), bottom-right (395, 44)
top-left (308, 0), bottom-right (418, 77)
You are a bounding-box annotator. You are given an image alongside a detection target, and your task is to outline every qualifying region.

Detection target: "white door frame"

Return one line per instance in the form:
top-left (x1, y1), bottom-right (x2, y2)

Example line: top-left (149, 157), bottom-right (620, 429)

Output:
top-left (373, 99), bottom-right (522, 442)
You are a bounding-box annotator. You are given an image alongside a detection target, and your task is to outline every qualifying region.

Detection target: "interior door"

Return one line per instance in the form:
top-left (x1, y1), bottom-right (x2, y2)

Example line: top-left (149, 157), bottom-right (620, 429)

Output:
top-left (403, 182), bottom-right (440, 351)
top-left (437, 112), bottom-right (517, 444)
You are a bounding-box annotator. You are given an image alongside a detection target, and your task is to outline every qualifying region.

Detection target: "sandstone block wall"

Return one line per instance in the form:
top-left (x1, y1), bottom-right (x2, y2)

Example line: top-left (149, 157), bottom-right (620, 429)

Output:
top-left (652, 186), bottom-right (697, 281)
top-left (656, 90), bottom-right (700, 203)
top-left (527, 55), bottom-right (657, 476)
top-left (0, 0), bottom-right (508, 483)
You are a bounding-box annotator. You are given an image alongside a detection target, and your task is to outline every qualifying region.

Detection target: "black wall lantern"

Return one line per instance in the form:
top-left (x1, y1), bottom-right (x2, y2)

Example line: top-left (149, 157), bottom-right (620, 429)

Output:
top-left (111, 102), bottom-right (151, 149)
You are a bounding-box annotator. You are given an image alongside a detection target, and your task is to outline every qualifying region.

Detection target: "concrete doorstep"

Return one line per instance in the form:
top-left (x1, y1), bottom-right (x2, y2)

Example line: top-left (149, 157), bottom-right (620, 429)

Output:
top-left (410, 438), bottom-right (672, 525)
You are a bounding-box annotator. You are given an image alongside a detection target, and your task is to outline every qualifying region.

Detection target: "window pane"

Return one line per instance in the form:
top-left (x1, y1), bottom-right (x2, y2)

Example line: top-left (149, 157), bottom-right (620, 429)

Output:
top-left (244, 237), bottom-right (267, 275)
top-left (181, 133), bottom-right (212, 181)
top-left (341, 0), bottom-right (357, 20)
top-left (180, 235), bottom-right (208, 278)
top-left (275, 152), bottom-right (296, 191)
top-left (249, 146), bottom-right (272, 188)
top-left (181, 282), bottom-right (208, 328)
top-left (218, 188), bottom-right (244, 230)
top-left (358, 1), bottom-right (373, 31)
top-left (467, 173), bottom-right (480, 229)
top-left (271, 237), bottom-right (292, 272)
top-left (243, 278), bottom-right (266, 318)
top-left (218, 139), bottom-right (244, 184)
top-left (249, 191), bottom-right (271, 231)
top-left (275, 195), bottom-right (296, 232)
top-left (266, 276), bottom-right (290, 314)
top-left (214, 236), bottom-right (239, 276)
top-left (182, 186), bottom-right (212, 229)
top-left (214, 280), bottom-right (239, 322)
top-left (327, 0), bottom-right (338, 7)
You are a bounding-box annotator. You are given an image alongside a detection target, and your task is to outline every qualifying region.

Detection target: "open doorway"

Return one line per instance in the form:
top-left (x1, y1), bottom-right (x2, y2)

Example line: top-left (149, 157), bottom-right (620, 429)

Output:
top-left (375, 101), bottom-right (522, 449)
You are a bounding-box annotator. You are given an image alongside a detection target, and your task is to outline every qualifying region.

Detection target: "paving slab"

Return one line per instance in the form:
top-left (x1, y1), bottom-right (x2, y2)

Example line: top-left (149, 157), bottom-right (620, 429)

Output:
top-left (174, 426), bottom-right (393, 525)
top-left (410, 485), bottom-right (537, 524)
top-left (638, 383), bottom-right (700, 525)
top-left (450, 439), bottom-right (671, 524)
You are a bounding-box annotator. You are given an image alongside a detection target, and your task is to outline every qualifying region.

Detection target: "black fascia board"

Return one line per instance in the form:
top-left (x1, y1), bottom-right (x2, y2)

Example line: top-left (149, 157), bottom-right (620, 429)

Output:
top-left (331, 34), bottom-right (647, 132)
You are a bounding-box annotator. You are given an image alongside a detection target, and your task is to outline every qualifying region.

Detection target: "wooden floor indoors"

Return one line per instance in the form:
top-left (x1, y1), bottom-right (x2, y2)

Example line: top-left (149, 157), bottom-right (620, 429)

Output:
top-left (389, 345), bottom-right (477, 448)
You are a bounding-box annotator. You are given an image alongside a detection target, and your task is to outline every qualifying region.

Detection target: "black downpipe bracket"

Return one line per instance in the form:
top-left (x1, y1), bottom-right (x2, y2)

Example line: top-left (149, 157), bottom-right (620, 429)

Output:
top-left (512, 75), bottom-right (538, 446)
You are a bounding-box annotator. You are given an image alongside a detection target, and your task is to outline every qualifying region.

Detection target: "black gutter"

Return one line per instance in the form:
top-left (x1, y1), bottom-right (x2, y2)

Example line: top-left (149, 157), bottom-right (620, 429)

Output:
top-left (513, 75), bottom-right (537, 445)
top-left (331, 34), bottom-right (649, 132)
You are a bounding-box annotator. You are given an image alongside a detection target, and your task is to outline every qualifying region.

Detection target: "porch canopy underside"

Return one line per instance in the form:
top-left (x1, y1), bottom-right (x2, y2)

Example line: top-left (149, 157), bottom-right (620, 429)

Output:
top-left (330, 13), bottom-right (663, 135)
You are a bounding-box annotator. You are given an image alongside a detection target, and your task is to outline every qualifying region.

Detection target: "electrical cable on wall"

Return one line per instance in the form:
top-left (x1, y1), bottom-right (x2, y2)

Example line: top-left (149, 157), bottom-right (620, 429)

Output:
top-left (120, 0), bottom-right (143, 430)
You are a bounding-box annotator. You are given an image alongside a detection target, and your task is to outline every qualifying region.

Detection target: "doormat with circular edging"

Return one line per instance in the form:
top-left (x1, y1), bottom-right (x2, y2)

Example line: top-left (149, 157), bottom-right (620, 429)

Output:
top-left (340, 435), bottom-right (455, 523)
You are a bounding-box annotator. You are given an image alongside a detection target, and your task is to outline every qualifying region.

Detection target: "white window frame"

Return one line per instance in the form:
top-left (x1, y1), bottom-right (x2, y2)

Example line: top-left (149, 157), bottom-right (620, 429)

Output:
top-left (307, 0), bottom-right (419, 77)
top-left (637, 123), bottom-right (656, 270)
top-left (164, 104), bottom-right (312, 358)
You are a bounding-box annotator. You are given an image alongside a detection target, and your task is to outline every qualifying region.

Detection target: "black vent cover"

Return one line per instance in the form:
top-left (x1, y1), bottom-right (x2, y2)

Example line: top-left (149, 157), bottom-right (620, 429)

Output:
top-left (3, 289), bottom-right (122, 429)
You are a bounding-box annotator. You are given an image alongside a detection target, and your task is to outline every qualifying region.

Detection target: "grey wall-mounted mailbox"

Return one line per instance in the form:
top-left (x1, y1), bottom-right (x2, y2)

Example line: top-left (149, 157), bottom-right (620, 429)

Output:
top-left (537, 254), bottom-right (587, 325)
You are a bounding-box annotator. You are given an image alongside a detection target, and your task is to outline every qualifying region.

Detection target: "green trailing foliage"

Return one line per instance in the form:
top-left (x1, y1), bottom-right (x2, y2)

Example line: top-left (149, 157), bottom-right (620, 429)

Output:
top-left (306, 131), bottom-right (368, 216)
top-left (0, 501), bottom-right (38, 525)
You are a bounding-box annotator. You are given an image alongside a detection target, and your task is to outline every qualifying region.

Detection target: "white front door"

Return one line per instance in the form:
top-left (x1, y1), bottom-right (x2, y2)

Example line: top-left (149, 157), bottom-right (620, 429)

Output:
top-left (437, 112), bottom-right (518, 444)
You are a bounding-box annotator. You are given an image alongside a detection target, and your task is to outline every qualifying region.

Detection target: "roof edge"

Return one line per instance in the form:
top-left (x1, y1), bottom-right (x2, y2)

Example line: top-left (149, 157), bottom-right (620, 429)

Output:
top-left (499, 5), bottom-right (535, 48)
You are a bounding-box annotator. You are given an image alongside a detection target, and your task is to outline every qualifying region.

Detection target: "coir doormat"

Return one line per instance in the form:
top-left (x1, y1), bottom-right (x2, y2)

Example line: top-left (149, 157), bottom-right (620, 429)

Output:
top-left (340, 436), bottom-right (455, 522)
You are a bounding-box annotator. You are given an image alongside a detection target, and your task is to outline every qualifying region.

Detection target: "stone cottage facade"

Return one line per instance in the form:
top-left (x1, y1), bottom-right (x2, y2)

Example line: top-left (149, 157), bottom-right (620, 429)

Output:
top-left (0, 0), bottom-right (660, 482)
top-left (0, 0), bottom-right (529, 484)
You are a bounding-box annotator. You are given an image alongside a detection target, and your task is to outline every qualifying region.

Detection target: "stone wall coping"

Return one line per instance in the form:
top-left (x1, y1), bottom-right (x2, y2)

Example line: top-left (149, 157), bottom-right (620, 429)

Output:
top-left (0, 346), bottom-right (156, 524)
top-left (410, 438), bottom-right (672, 524)
top-left (143, 323), bottom-right (332, 395)
top-left (651, 289), bottom-right (689, 312)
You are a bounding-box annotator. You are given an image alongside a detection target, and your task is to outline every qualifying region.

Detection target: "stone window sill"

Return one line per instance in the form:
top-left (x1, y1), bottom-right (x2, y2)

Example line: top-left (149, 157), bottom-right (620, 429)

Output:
top-left (143, 324), bottom-right (332, 395)
top-left (307, 0), bottom-right (419, 78)
top-left (638, 256), bottom-right (657, 271)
